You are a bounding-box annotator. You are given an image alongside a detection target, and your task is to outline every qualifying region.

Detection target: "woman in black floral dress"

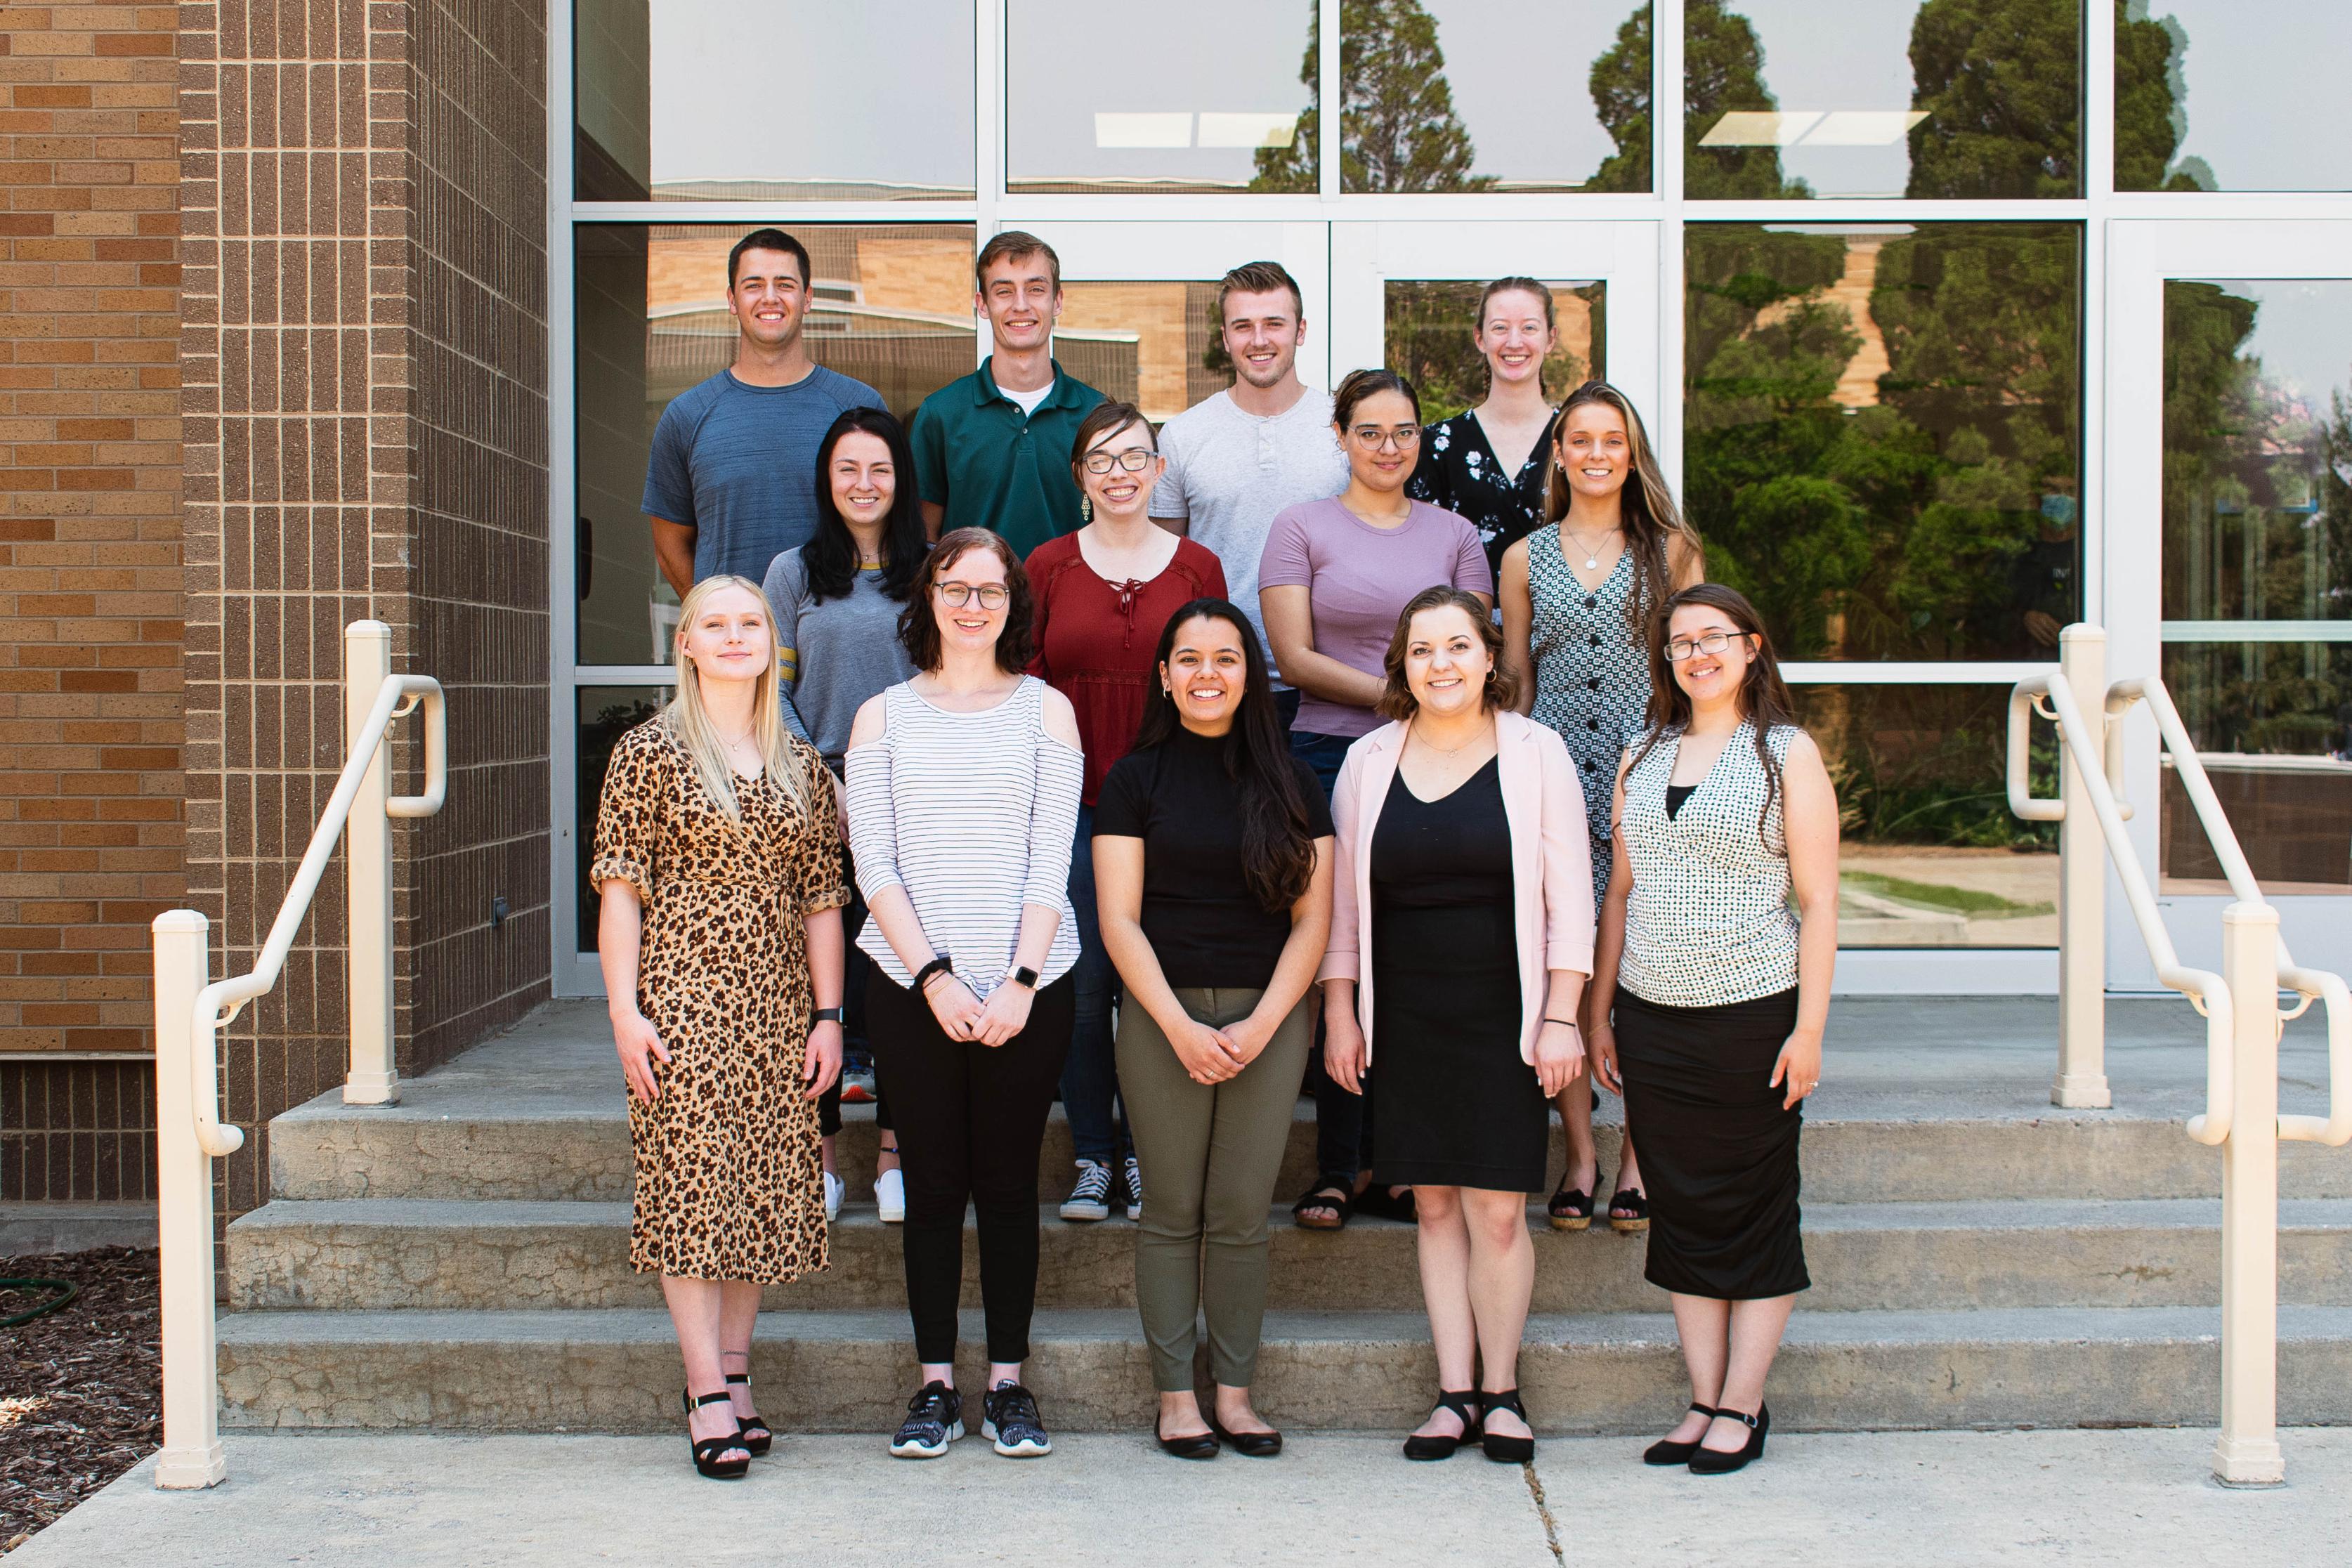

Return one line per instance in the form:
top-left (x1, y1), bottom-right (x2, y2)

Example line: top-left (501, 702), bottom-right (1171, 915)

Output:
top-left (1408, 278), bottom-right (1566, 581)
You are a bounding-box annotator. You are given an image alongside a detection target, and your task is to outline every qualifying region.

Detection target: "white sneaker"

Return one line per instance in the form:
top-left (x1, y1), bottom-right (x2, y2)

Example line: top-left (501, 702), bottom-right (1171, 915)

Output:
top-left (1059, 1159), bottom-right (1113, 1222)
top-left (875, 1167), bottom-right (906, 1224)
top-left (1122, 1154), bottom-right (1144, 1222)
top-left (823, 1170), bottom-right (844, 1222)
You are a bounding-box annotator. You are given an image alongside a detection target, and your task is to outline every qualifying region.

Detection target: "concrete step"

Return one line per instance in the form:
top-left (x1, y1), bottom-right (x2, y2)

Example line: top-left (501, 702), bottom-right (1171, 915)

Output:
top-left (268, 1095), bottom-right (2352, 1206)
top-left (226, 1195), bottom-right (2352, 1315)
top-left (214, 1303), bottom-right (2352, 1435)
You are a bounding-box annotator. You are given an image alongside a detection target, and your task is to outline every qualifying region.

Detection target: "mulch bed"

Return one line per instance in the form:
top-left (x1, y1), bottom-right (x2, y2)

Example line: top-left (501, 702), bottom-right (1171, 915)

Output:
top-left (0, 1248), bottom-right (160, 1554)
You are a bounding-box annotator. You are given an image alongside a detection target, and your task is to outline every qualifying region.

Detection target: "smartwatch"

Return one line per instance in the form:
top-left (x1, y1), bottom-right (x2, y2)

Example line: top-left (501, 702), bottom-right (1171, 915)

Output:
top-left (811, 1006), bottom-right (847, 1025)
top-left (1005, 965), bottom-right (1040, 991)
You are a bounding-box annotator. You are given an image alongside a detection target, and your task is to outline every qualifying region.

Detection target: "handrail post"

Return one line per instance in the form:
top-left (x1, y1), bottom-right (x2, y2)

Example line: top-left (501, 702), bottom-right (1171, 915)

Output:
top-left (344, 621), bottom-right (399, 1105)
top-left (152, 911), bottom-right (226, 1489)
top-left (2054, 624), bottom-right (2111, 1108)
top-left (2213, 900), bottom-right (2285, 1487)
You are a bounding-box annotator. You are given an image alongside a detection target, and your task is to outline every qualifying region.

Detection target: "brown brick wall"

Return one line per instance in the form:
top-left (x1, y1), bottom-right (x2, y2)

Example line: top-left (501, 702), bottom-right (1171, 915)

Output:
top-left (176, 0), bottom-right (547, 1227)
top-left (1, 1054), bottom-right (155, 1198)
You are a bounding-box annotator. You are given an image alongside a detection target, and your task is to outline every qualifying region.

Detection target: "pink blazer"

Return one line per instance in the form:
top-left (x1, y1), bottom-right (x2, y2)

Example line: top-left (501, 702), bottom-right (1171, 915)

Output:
top-left (1317, 710), bottom-right (1596, 1064)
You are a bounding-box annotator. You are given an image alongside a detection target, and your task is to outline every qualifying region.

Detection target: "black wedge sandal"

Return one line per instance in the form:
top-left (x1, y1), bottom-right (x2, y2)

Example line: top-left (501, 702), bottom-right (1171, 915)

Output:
top-left (1547, 1174), bottom-right (1594, 1231)
top-left (1607, 1185), bottom-right (1649, 1234)
top-left (724, 1371), bottom-right (772, 1455)
top-left (1401, 1390), bottom-right (1483, 1461)
top-left (681, 1389), bottom-right (751, 1479)
top-left (1478, 1389), bottom-right (1534, 1463)
top-left (1642, 1402), bottom-right (1718, 1465)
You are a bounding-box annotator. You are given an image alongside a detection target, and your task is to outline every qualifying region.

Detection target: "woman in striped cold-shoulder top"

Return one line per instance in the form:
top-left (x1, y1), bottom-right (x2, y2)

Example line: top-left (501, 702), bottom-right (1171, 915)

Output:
top-left (844, 528), bottom-right (1084, 1463)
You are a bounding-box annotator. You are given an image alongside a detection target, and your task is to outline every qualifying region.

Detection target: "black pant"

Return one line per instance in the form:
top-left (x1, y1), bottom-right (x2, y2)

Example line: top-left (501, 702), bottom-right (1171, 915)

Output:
top-left (866, 968), bottom-right (1076, 1365)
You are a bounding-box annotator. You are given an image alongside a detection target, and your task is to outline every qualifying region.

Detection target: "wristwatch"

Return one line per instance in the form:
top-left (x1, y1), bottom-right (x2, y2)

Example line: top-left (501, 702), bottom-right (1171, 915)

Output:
top-left (1005, 965), bottom-right (1040, 991)
top-left (811, 1006), bottom-right (846, 1025)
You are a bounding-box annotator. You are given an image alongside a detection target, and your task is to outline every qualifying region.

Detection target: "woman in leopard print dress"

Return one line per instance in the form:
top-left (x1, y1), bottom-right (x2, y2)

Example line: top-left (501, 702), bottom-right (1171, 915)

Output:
top-left (594, 573), bottom-right (849, 1477)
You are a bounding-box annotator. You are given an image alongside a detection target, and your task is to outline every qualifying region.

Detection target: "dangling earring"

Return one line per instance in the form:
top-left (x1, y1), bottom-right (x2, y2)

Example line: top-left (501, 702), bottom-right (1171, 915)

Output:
top-left (1080, 495), bottom-right (1093, 524)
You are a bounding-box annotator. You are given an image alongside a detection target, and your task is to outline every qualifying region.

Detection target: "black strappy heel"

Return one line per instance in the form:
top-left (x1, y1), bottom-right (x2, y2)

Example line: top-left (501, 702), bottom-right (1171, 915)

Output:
top-left (1642, 1402), bottom-right (1718, 1465)
top-left (682, 1389), bottom-right (750, 1479)
top-left (1402, 1390), bottom-right (1483, 1461)
top-left (1477, 1388), bottom-right (1534, 1463)
top-left (725, 1371), bottom-right (772, 1455)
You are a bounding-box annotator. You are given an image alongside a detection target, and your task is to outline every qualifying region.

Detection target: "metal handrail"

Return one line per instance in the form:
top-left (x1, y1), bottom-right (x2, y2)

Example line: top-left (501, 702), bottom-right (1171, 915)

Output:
top-left (2008, 672), bottom-right (2235, 1144)
top-left (184, 672), bottom-right (445, 1157)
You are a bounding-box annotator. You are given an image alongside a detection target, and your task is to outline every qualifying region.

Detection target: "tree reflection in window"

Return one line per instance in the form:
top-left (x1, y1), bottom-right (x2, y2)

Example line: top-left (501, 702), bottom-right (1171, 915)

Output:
top-left (1685, 223), bottom-right (2083, 662)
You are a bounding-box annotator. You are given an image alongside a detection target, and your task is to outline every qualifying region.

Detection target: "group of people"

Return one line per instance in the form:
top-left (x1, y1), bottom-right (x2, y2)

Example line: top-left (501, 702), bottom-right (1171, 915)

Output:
top-left (595, 229), bottom-right (1841, 1479)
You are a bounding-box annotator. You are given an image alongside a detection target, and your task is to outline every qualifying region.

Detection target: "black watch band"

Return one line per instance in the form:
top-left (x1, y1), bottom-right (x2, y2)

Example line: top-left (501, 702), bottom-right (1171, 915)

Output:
top-left (811, 1006), bottom-right (846, 1025)
top-left (1006, 965), bottom-right (1040, 990)
top-left (912, 953), bottom-right (954, 994)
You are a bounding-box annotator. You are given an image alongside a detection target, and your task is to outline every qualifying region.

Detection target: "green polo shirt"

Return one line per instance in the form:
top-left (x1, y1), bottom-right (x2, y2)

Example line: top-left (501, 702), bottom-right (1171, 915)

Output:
top-left (910, 358), bottom-right (1104, 556)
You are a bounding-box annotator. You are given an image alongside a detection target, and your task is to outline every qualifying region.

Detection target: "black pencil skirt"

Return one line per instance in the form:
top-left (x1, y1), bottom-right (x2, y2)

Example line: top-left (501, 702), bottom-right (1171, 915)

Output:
top-left (1615, 985), bottom-right (1810, 1300)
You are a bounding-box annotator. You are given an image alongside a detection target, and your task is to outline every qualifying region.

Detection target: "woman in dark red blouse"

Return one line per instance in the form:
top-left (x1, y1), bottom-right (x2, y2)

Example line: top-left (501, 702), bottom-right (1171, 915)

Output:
top-left (1026, 400), bottom-right (1226, 1223)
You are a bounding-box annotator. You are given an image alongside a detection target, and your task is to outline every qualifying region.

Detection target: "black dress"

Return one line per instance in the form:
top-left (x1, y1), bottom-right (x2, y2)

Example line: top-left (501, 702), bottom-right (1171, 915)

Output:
top-left (1367, 757), bottom-right (1546, 1191)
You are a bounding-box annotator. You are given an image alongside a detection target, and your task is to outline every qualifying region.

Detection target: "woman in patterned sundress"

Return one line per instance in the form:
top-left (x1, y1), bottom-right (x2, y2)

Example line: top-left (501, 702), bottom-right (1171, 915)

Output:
top-left (1406, 278), bottom-right (1564, 582)
top-left (594, 573), bottom-right (849, 1479)
top-left (1498, 381), bottom-right (1702, 1235)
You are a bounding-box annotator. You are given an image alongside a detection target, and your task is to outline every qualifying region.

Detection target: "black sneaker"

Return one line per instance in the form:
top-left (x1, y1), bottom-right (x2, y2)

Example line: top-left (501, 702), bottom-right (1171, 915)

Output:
top-left (889, 1380), bottom-right (963, 1459)
top-left (1058, 1159), bottom-right (1113, 1222)
top-left (981, 1381), bottom-right (1053, 1458)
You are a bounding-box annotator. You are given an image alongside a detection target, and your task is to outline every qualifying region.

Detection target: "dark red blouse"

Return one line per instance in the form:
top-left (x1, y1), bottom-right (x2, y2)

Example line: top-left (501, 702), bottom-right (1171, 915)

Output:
top-left (1025, 533), bottom-right (1227, 804)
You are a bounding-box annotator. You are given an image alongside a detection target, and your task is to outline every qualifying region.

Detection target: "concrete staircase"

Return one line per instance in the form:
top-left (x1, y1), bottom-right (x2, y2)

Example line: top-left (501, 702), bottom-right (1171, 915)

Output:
top-left (214, 1000), bottom-right (2352, 1435)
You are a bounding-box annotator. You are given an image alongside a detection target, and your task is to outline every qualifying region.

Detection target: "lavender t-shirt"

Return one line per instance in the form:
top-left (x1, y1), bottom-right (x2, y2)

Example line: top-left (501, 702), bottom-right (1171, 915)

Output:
top-left (1257, 497), bottom-right (1494, 738)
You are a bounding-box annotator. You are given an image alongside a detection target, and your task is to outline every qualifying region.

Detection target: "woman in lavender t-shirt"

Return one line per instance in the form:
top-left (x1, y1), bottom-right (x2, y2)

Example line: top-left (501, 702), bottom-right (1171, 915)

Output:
top-left (1257, 367), bottom-right (1493, 1231)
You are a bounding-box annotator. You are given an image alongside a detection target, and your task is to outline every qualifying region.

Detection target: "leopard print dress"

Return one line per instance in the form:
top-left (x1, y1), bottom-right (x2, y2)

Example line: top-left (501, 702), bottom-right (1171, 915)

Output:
top-left (591, 718), bottom-right (849, 1283)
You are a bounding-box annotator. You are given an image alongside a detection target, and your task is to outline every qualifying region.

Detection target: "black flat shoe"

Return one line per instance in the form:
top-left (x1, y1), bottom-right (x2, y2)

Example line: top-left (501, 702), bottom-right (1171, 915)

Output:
top-left (1402, 1390), bottom-right (1482, 1461)
top-left (1354, 1182), bottom-right (1418, 1224)
top-left (1209, 1417), bottom-right (1283, 1458)
top-left (1687, 1404), bottom-right (1769, 1474)
top-left (1479, 1388), bottom-right (1534, 1463)
top-left (1642, 1402), bottom-right (1718, 1465)
top-left (1155, 1418), bottom-right (1218, 1460)
top-left (681, 1388), bottom-right (750, 1479)
top-left (724, 1371), bottom-right (771, 1455)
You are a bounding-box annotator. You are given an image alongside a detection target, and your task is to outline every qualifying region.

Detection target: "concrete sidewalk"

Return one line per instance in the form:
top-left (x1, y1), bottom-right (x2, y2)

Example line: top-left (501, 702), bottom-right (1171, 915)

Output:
top-left (13, 1427), bottom-right (2350, 1567)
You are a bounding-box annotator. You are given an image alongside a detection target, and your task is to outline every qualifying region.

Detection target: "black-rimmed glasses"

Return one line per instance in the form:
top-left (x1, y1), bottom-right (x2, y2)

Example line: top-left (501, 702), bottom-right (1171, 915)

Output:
top-left (935, 582), bottom-right (1009, 609)
top-left (1081, 447), bottom-right (1156, 475)
top-left (1664, 631), bottom-right (1749, 662)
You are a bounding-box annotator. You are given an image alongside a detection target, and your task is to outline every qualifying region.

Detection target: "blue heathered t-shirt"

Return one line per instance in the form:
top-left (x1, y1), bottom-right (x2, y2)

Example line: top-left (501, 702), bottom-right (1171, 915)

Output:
top-left (641, 365), bottom-right (886, 584)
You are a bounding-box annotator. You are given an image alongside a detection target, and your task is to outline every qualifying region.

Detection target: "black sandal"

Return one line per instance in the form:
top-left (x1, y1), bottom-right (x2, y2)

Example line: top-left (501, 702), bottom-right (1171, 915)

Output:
top-left (1402, 1390), bottom-right (1483, 1461)
top-left (1547, 1174), bottom-right (1594, 1231)
top-left (681, 1389), bottom-right (751, 1479)
top-left (724, 1371), bottom-right (771, 1454)
top-left (1353, 1182), bottom-right (1417, 1224)
top-left (1291, 1175), bottom-right (1354, 1230)
top-left (1479, 1388), bottom-right (1535, 1463)
top-left (1607, 1186), bottom-right (1649, 1234)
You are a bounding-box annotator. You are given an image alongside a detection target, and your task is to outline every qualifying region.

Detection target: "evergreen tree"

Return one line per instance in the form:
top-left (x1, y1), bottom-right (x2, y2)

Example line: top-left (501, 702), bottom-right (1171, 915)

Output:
top-left (1253, 0), bottom-right (1491, 194)
top-left (1904, 0), bottom-right (2081, 198)
top-left (1583, 3), bottom-right (1652, 193)
top-left (1683, 0), bottom-right (1805, 200)
top-left (2115, 1), bottom-right (2209, 190)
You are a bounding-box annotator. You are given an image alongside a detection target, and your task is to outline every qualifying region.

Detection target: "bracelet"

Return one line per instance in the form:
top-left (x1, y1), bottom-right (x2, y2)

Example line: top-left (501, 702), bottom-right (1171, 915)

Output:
top-left (1542, 1017), bottom-right (1579, 1028)
top-left (912, 953), bottom-right (954, 995)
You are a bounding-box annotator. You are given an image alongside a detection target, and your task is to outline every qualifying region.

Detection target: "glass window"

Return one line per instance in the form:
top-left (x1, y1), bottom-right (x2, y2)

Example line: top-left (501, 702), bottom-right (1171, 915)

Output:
top-left (1685, 222), bottom-right (2083, 661)
top-left (2116, 1), bottom-right (2352, 191)
top-left (574, 0), bottom-right (974, 200)
top-left (1800, 684), bottom-right (2058, 947)
top-left (1057, 282), bottom-right (1227, 424)
top-left (1340, 1), bottom-right (1653, 192)
top-left (1006, 1), bottom-right (1319, 194)
top-left (1685, 0), bottom-right (2082, 200)
top-left (1383, 280), bottom-right (1606, 420)
top-left (577, 685), bottom-right (673, 949)
top-left (574, 224), bottom-right (977, 668)
top-left (2160, 277), bottom-right (2352, 888)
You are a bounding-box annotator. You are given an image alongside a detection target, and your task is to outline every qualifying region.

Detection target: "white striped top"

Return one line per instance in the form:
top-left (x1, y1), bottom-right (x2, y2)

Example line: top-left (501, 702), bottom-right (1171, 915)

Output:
top-left (1618, 719), bottom-right (1803, 1008)
top-left (844, 677), bottom-right (1083, 998)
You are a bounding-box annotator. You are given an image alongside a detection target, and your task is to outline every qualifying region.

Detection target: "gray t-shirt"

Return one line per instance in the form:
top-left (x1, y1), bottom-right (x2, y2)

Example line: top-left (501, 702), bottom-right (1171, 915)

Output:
top-left (643, 365), bottom-right (886, 584)
top-left (1149, 388), bottom-right (1350, 684)
top-left (762, 547), bottom-right (918, 764)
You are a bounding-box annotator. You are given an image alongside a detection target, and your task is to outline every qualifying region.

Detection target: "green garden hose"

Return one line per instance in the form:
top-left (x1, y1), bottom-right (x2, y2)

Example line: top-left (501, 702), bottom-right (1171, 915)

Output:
top-left (0, 1276), bottom-right (78, 1328)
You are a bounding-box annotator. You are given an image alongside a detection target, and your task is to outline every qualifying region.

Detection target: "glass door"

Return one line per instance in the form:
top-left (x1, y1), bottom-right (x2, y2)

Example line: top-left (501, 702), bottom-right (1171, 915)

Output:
top-left (2108, 218), bottom-right (2352, 986)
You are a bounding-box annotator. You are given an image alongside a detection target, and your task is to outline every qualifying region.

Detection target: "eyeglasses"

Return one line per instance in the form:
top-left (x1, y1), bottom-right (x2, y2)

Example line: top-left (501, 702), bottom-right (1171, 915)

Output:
top-left (1081, 447), bottom-right (1156, 475)
top-left (1350, 423), bottom-right (1421, 451)
top-left (1664, 630), bottom-right (1749, 662)
top-left (935, 582), bottom-right (1009, 609)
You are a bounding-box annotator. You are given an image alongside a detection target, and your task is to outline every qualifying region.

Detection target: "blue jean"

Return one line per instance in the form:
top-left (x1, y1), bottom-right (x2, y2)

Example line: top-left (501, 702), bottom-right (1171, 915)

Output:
top-left (1059, 802), bottom-right (1130, 1165)
top-left (1288, 726), bottom-right (1373, 1183)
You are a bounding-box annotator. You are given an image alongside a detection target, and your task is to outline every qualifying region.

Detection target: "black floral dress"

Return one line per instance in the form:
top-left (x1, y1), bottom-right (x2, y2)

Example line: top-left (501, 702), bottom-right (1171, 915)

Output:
top-left (1408, 407), bottom-right (1560, 579)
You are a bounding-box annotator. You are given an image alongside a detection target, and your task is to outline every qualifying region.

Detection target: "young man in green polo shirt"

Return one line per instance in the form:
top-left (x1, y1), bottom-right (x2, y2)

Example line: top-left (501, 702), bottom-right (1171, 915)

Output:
top-left (910, 231), bottom-right (1104, 554)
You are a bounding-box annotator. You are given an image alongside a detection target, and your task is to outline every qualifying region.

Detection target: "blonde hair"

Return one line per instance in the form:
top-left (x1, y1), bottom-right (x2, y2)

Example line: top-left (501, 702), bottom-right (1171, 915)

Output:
top-left (667, 575), bottom-right (812, 821)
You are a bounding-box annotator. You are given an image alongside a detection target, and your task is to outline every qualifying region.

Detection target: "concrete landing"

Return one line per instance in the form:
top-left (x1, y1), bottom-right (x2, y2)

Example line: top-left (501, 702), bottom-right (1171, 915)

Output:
top-left (14, 1427), bottom-right (2351, 1567)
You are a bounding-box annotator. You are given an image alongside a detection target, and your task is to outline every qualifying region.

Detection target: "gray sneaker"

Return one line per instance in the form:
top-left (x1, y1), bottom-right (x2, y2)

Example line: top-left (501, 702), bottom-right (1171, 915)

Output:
top-left (1058, 1159), bottom-right (1112, 1222)
top-left (889, 1380), bottom-right (962, 1459)
top-left (982, 1381), bottom-right (1052, 1458)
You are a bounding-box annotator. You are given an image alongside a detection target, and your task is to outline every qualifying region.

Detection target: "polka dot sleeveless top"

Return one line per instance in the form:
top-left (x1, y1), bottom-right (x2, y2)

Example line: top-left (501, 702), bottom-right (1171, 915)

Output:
top-left (1617, 719), bottom-right (1803, 1009)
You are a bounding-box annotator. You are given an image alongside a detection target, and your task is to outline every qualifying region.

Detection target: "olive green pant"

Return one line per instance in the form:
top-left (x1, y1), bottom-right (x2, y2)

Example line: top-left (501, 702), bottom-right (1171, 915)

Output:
top-left (1116, 986), bottom-right (1313, 1392)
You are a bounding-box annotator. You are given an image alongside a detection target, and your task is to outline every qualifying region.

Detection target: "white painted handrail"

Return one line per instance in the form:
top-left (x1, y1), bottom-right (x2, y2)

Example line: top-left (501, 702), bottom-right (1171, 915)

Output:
top-left (2008, 667), bottom-right (2233, 1142)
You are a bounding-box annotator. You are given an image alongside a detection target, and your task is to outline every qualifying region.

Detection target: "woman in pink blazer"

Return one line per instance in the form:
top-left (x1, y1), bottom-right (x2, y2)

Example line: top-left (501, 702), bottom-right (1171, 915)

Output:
top-left (1321, 585), bottom-right (1596, 1464)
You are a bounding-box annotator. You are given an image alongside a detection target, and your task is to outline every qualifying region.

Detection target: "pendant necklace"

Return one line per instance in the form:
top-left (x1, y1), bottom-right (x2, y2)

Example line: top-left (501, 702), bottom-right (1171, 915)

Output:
top-left (1564, 525), bottom-right (1617, 572)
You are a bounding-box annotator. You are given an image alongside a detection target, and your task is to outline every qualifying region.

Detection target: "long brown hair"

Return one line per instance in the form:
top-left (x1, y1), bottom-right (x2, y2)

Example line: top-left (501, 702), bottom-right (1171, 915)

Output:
top-left (1628, 583), bottom-right (1803, 850)
top-left (1545, 381), bottom-right (1699, 640)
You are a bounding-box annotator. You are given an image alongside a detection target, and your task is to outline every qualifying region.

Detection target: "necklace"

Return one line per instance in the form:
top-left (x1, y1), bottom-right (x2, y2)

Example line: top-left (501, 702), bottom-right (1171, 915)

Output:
top-left (719, 726), bottom-right (757, 753)
top-left (1413, 720), bottom-right (1488, 755)
top-left (1563, 524), bottom-right (1619, 572)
